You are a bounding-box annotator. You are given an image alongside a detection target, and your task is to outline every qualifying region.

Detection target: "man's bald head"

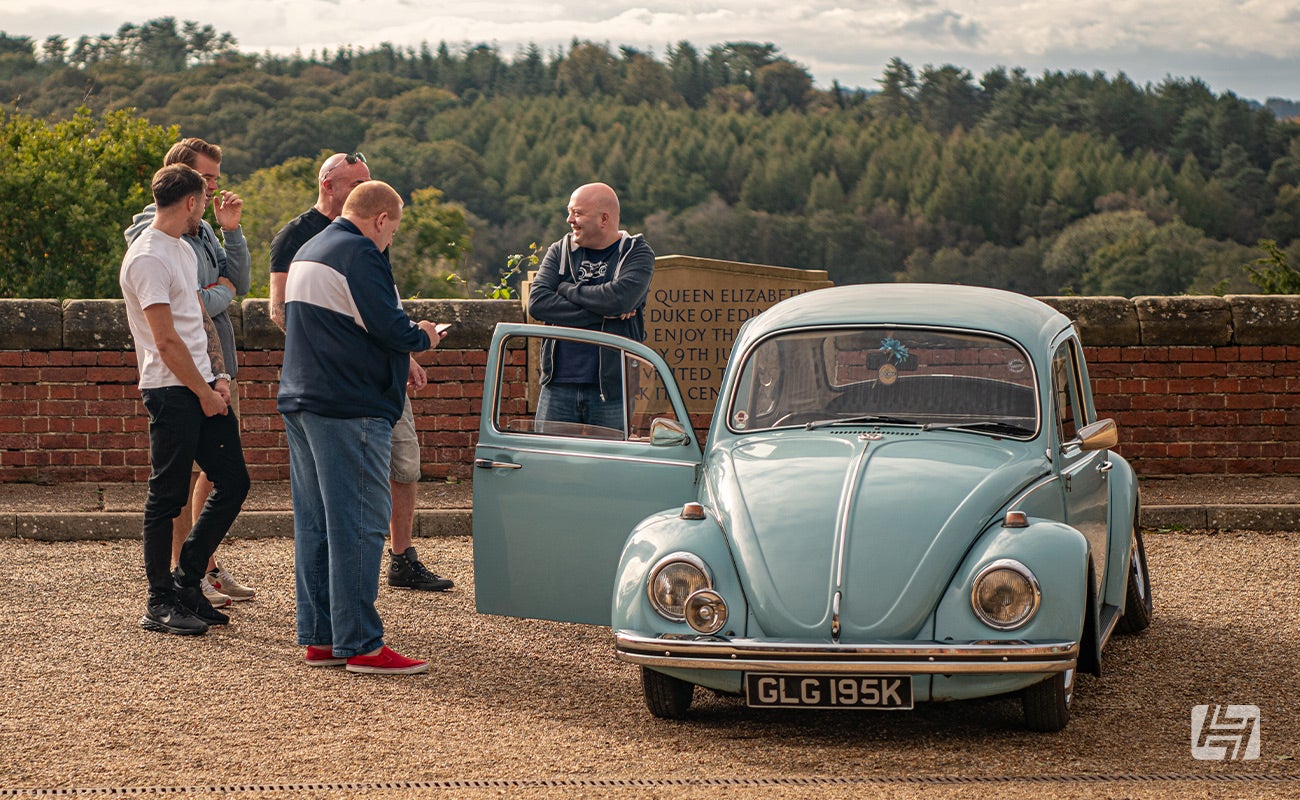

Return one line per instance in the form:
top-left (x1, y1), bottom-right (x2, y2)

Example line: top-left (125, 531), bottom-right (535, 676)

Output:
top-left (566, 182), bottom-right (622, 249)
top-left (343, 181), bottom-right (404, 252)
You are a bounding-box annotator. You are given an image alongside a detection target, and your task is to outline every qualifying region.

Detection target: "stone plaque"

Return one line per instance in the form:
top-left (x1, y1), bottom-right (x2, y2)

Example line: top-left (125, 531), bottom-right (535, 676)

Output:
top-left (644, 256), bottom-right (831, 412)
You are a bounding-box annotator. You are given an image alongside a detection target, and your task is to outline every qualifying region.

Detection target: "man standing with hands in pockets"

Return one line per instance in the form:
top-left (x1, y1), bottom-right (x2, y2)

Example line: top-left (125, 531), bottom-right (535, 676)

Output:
top-left (278, 180), bottom-right (448, 675)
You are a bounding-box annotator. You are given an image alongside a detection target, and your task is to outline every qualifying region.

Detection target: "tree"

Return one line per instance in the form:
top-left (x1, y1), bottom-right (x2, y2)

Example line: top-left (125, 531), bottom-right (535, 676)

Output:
top-left (387, 187), bottom-right (472, 297)
top-left (667, 42), bottom-right (707, 108)
top-left (1244, 239), bottom-right (1300, 293)
top-left (0, 107), bottom-right (177, 298)
top-left (875, 57), bottom-right (918, 120)
top-left (754, 60), bottom-right (811, 114)
top-left (555, 42), bottom-right (620, 97)
top-left (916, 64), bottom-right (981, 133)
top-left (224, 155), bottom-right (320, 295)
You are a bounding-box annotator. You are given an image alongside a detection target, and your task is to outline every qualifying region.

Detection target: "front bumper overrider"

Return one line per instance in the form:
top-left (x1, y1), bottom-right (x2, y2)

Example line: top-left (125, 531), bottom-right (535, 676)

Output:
top-left (614, 631), bottom-right (1078, 674)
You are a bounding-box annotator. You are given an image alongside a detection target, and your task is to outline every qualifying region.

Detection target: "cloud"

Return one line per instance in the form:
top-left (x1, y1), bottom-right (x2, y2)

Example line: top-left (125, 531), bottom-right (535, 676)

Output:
top-left (3, 0), bottom-right (1298, 100)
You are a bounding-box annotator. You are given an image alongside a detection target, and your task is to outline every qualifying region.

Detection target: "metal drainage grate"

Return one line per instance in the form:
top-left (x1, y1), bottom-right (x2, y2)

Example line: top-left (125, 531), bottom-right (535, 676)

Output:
top-left (3, 774), bottom-right (1299, 796)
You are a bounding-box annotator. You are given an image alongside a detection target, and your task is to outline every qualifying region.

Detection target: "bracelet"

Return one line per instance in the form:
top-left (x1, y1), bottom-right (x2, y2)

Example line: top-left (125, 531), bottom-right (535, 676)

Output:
top-left (214, 373), bottom-right (232, 382)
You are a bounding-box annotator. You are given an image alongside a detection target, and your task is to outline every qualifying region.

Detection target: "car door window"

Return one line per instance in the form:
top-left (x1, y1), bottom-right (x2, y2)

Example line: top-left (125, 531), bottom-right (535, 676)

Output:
top-left (494, 333), bottom-right (682, 442)
top-left (1051, 341), bottom-right (1088, 444)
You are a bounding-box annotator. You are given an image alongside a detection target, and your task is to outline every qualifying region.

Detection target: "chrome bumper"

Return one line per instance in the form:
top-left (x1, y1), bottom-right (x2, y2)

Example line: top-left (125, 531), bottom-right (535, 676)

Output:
top-left (614, 631), bottom-right (1078, 675)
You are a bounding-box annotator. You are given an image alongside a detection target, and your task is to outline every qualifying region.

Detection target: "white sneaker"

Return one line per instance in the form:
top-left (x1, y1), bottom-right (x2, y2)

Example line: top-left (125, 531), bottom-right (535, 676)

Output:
top-left (208, 563), bottom-right (255, 601)
top-left (200, 575), bottom-right (232, 608)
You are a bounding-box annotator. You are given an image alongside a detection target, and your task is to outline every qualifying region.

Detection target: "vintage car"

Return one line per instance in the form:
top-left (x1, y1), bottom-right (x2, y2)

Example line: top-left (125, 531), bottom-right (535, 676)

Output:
top-left (472, 283), bottom-right (1151, 731)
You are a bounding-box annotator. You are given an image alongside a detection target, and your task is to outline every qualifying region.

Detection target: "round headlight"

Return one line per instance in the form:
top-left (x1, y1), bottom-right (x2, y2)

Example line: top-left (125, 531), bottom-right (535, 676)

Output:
top-left (648, 554), bottom-right (711, 622)
top-left (971, 559), bottom-right (1041, 630)
top-left (684, 589), bottom-right (728, 634)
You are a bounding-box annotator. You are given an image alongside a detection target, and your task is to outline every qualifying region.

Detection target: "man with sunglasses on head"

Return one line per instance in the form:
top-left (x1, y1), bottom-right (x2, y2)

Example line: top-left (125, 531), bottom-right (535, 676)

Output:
top-left (270, 152), bottom-right (454, 594)
top-left (125, 137), bottom-right (255, 609)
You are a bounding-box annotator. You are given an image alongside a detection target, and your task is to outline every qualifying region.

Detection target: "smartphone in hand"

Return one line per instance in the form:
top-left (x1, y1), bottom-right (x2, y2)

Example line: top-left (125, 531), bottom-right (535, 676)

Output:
top-left (435, 323), bottom-right (452, 336)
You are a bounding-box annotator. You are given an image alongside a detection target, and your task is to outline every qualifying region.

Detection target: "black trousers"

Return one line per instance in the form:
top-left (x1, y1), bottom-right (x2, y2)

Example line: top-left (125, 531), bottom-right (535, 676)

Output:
top-left (140, 385), bottom-right (250, 602)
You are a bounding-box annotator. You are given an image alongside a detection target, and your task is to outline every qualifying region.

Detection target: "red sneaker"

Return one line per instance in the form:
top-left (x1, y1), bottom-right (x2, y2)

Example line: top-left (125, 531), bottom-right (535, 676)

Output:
top-left (345, 646), bottom-right (429, 675)
top-left (304, 645), bottom-right (347, 667)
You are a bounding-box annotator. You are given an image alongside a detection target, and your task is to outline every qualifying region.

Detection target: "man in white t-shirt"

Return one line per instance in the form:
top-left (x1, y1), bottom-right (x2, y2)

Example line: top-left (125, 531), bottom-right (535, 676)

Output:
top-left (119, 164), bottom-right (251, 636)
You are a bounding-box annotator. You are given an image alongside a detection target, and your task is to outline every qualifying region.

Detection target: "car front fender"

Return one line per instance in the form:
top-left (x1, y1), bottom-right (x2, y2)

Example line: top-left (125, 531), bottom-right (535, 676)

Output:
top-left (934, 520), bottom-right (1090, 646)
top-left (611, 508), bottom-right (747, 637)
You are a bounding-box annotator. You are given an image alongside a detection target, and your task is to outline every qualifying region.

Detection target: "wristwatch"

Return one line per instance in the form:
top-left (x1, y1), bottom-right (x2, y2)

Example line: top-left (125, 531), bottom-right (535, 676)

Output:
top-left (214, 373), bottom-right (232, 383)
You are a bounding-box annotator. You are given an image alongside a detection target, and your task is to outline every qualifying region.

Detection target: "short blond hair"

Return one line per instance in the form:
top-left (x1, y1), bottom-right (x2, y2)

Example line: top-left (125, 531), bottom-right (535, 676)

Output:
top-left (342, 180), bottom-right (402, 221)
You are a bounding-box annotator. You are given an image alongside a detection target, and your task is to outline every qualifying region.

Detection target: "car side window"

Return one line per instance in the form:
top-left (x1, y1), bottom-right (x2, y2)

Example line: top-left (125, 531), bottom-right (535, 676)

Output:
top-left (494, 333), bottom-right (680, 443)
top-left (1051, 341), bottom-right (1088, 444)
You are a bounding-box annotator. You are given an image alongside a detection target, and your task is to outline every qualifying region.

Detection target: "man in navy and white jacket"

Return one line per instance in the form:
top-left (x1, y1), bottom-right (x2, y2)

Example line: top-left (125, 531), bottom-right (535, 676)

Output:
top-left (278, 180), bottom-right (447, 676)
top-left (527, 182), bottom-right (655, 430)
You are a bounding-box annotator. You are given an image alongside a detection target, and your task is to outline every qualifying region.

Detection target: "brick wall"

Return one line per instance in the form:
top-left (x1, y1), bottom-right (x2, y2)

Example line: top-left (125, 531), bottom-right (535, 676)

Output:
top-left (2, 293), bottom-right (1299, 482)
top-left (0, 298), bottom-right (517, 483)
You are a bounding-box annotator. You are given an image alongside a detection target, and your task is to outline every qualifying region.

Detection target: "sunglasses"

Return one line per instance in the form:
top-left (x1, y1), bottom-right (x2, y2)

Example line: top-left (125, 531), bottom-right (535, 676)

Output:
top-left (322, 152), bottom-right (366, 180)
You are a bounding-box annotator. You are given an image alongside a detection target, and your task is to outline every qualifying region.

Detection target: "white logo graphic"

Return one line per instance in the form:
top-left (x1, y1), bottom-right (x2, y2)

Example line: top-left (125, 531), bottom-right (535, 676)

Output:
top-left (1191, 705), bottom-right (1260, 760)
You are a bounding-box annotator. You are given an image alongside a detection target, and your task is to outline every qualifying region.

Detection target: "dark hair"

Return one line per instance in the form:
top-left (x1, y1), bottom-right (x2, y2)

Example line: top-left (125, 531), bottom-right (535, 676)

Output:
top-left (151, 164), bottom-right (205, 208)
top-left (163, 137), bottom-right (222, 168)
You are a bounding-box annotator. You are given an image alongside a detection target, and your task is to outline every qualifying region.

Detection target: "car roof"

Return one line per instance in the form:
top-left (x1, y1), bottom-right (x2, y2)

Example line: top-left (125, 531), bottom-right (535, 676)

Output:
top-left (741, 283), bottom-right (1073, 348)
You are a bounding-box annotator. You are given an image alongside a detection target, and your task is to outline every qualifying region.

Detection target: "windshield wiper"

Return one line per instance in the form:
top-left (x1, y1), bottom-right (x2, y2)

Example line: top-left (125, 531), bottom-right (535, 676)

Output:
top-left (804, 414), bottom-right (921, 431)
top-left (922, 420), bottom-right (1035, 436)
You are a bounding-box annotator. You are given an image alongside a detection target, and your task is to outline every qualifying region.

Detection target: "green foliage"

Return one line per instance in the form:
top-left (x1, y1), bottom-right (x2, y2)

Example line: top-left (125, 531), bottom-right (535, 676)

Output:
top-left (1244, 239), bottom-right (1300, 293)
top-left (388, 187), bottom-right (472, 298)
top-left (0, 106), bottom-right (176, 298)
top-left (450, 240), bottom-right (540, 299)
top-left (223, 155), bottom-right (320, 296)
top-left (2, 23), bottom-right (1300, 298)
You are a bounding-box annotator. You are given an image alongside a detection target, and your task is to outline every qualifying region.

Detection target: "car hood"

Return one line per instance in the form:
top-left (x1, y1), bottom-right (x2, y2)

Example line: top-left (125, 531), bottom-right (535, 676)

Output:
top-left (707, 432), bottom-right (1047, 641)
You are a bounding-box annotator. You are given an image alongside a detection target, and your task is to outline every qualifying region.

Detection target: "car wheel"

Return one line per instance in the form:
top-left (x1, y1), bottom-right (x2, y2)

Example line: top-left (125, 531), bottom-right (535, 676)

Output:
top-left (641, 667), bottom-right (694, 719)
top-left (1116, 525), bottom-right (1153, 634)
top-left (1022, 667), bottom-right (1073, 732)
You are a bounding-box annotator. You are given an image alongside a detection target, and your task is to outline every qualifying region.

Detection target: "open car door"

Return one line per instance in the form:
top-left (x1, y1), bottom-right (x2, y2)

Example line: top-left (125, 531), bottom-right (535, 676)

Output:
top-left (473, 323), bottom-right (702, 625)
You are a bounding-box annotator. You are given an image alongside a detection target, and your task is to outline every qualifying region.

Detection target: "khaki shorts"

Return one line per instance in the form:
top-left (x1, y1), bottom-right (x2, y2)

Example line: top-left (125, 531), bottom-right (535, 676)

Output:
top-left (389, 395), bottom-right (421, 483)
top-left (227, 377), bottom-right (240, 418)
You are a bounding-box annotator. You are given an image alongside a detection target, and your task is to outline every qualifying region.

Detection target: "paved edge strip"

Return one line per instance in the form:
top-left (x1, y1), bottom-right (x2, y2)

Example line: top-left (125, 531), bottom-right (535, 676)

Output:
top-left (3, 506), bottom-right (1297, 541)
top-left (6, 510), bottom-right (473, 541)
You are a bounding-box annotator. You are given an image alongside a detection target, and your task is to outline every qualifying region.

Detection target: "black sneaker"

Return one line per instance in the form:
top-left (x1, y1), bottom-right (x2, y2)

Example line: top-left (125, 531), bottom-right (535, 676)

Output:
top-left (141, 599), bottom-right (210, 636)
top-left (388, 546), bottom-right (454, 591)
top-left (175, 583), bottom-right (231, 626)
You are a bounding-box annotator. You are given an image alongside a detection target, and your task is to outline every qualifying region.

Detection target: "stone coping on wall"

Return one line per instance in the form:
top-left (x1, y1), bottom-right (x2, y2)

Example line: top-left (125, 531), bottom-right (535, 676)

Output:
top-left (0, 298), bottom-right (525, 351)
top-left (2, 294), bottom-right (1300, 350)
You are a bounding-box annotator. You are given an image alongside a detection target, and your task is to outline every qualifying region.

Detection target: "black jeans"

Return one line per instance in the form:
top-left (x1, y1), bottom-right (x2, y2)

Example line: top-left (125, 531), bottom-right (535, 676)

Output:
top-left (141, 385), bottom-right (250, 602)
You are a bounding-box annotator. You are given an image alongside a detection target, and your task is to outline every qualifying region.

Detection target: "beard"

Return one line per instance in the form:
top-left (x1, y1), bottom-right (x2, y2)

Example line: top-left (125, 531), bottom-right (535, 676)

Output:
top-left (185, 215), bottom-right (201, 237)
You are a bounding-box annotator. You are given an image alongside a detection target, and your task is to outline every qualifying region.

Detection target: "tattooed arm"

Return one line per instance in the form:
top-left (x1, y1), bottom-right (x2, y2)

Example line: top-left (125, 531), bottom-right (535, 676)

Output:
top-left (201, 298), bottom-right (230, 405)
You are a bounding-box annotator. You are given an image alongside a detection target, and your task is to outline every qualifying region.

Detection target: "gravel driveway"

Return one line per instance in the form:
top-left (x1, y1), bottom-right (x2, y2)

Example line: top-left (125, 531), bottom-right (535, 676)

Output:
top-left (2, 530), bottom-right (1297, 799)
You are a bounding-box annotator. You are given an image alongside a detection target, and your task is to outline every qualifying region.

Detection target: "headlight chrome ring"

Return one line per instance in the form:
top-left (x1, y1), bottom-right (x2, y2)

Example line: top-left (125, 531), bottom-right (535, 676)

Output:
top-left (971, 559), bottom-right (1041, 630)
top-left (684, 589), bottom-right (728, 634)
top-left (648, 553), bottom-right (711, 622)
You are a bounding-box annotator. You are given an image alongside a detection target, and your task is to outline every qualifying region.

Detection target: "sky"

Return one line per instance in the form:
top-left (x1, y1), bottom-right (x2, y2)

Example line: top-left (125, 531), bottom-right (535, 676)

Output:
top-left (6, 0), bottom-right (1299, 102)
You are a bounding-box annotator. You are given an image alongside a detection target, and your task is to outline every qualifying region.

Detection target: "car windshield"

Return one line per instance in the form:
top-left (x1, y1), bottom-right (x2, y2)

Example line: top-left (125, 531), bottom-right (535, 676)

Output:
top-left (727, 327), bottom-right (1038, 436)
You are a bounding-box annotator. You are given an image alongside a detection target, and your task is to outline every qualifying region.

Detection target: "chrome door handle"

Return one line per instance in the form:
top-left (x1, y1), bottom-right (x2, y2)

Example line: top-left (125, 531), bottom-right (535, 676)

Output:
top-left (1097, 461), bottom-right (1113, 473)
top-left (475, 458), bottom-right (521, 470)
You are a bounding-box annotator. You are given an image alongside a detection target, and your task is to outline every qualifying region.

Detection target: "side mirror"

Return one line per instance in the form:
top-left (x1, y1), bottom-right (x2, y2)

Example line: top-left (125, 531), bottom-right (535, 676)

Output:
top-left (650, 417), bottom-right (691, 447)
top-left (1068, 418), bottom-right (1118, 452)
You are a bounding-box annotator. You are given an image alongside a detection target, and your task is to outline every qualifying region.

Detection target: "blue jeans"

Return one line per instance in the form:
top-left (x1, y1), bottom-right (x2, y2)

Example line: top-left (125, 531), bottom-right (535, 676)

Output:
top-left (141, 386), bottom-right (249, 601)
top-left (282, 411), bottom-right (392, 657)
top-left (536, 382), bottom-right (625, 431)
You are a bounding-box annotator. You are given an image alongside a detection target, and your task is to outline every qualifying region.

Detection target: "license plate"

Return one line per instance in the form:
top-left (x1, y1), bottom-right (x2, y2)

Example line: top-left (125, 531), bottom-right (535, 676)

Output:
top-left (745, 674), bottom-right (913, 710)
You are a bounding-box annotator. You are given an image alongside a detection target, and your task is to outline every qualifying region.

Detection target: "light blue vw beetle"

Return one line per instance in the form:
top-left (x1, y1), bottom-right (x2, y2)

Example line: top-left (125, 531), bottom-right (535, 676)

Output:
top-left (473, 283), bottom-right (1151, 731)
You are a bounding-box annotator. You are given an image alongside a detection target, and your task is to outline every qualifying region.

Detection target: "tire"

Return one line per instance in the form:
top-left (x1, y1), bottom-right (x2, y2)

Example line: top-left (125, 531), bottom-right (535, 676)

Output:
top-left (641, 667), bottom-right (694, 719)
top-left (1116, 525), bottom-right (1153, 634)
top-left (1023, 667), bottom-right (1074, 732)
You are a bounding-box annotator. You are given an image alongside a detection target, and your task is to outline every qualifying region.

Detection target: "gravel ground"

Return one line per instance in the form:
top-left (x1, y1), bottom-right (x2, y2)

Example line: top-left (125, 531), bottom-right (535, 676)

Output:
top-left (1, 530), bottom-right (1297, 799)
